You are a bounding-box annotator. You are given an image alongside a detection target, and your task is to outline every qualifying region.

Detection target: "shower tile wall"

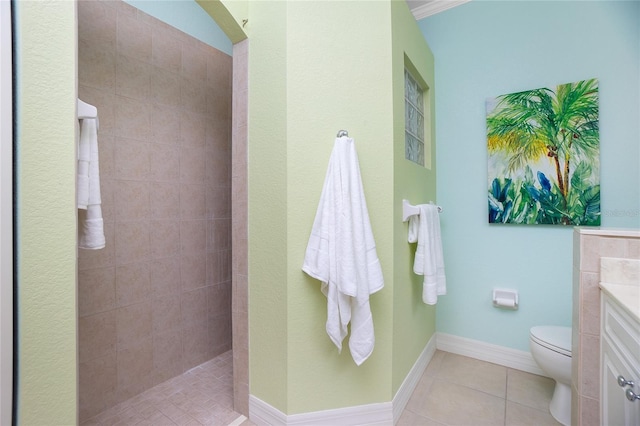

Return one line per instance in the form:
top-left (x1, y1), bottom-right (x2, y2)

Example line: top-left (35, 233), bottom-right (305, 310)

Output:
top-left (77, 1), bottom-right (232, 421)
top-left (231, 38), bottom-right (249, 416)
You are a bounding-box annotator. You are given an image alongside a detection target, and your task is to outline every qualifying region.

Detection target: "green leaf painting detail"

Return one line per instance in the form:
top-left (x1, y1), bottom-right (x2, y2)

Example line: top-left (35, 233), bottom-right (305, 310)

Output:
top-left (486, 78), bottom-right (600, 226)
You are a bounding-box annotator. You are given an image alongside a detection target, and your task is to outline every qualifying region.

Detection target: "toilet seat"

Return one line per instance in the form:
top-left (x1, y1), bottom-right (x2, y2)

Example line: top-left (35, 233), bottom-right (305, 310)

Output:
top-left (530, 326), bottom-right (572, 357)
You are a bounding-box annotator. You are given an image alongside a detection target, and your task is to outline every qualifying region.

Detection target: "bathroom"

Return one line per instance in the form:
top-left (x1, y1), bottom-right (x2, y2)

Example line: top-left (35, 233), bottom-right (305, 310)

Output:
top-left (7, 0), bottom-right (640, 425)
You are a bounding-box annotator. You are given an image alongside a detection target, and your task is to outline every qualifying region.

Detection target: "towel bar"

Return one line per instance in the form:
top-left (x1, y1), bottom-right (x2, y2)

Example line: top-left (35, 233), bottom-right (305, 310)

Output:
top-left (77, 99), bottom-right (97, 119)
top-left (402, 199), bottom-right (442, 222)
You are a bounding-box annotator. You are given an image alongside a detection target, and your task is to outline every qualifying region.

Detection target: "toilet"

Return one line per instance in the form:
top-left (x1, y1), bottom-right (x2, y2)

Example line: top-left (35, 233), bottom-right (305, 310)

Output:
top-left (529, 326), bottom-right (572, 426)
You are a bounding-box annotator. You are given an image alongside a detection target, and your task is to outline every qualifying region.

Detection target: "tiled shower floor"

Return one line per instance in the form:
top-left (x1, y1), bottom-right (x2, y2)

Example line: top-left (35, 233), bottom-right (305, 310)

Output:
top-left (81, 351), bottom-right (252, 426)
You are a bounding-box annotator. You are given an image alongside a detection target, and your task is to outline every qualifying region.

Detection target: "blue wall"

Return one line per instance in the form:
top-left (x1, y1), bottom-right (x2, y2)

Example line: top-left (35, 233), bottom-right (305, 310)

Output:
top-left (420, 1), bottom-right (639, 351)
top-left (124, 0), bottom-right (232, 55)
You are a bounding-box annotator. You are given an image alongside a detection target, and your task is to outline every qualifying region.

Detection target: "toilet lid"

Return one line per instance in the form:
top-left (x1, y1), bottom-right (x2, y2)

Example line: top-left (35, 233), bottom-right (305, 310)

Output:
top-left (530, 326), bottom-right (572, 357)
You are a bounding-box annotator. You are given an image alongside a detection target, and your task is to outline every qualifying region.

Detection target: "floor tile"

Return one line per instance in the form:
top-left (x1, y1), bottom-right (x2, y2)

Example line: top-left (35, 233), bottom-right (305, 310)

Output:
top-left (82, 350), bottom-right (242, 426)
top-left (83, 348), bottom-right (557, 426)
top-left (406, 372), bottom-right (437, 413)
top-left (436, 352), bottom-right (508, 398)
top-left (505, 400), bottom-right (562, 426)
top-left (400, 351), bottom-right (559, 426)
top-left (397, 409), bottom-right (446, 425)
top-left (507, 368), bottom-right (555, 411)
top-left (409, 378), bottom-right (506, 425)
top-left (423, 350), bottom-right (446, 377)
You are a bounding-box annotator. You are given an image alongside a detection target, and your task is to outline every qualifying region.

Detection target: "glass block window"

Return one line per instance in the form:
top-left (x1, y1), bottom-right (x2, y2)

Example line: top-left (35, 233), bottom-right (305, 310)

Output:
top-left (405, 68), bottom-right (425, 166)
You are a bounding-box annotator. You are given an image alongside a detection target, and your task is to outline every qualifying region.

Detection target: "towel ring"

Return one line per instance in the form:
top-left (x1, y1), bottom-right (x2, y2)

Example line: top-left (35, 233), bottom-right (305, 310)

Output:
top-left (337, 130), bottom-right (349, 137)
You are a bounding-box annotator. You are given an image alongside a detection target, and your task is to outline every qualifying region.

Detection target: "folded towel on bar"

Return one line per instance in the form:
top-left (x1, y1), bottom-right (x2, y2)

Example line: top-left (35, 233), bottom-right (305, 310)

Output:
top-left (408, 204), bottom-right (446, 304)
top-left (77, 116), bottom-right (105, 250)
top-left (77, 119), bottom-right (91, 209)
top-left (302, 136), bottom-right (384, 366)
top-left (79, 204), bottom-right (105, 250)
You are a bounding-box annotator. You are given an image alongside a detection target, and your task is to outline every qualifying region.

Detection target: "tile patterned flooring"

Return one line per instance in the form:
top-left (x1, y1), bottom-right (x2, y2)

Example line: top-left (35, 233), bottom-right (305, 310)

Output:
top-left (399, 350), bottom-right (562, 426)
top-left (81, 351), bottom-right (253, 426)
top-left (83, 349), bottom-right (561, 426)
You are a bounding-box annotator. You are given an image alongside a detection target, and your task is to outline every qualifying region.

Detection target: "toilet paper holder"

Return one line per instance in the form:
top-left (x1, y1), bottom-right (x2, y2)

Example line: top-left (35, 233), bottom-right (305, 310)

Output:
top-left (492, 288), bottom-right (518, 310)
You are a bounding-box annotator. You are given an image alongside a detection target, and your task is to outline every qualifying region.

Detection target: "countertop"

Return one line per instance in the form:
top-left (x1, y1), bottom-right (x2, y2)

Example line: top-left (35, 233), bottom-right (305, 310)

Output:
top-left (600, 282), bottom-right (640, 324)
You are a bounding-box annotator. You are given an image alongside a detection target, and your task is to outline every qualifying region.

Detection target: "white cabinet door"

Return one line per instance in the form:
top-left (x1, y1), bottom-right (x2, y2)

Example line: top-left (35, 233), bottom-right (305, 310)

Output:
top-left (602, 338), bottom-right (640, 426)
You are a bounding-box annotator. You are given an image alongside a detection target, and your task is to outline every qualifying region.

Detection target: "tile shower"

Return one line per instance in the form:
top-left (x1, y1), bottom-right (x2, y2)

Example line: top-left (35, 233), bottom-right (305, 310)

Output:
top-left (77, 1), bottom-right (233, 421)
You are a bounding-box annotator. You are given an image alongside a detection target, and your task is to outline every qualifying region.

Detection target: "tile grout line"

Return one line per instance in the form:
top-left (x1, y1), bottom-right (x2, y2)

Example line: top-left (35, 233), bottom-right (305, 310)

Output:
top-left (227, 414), bottom-right (248, 426)
top-left (504, 368), bottom-right (509, 426)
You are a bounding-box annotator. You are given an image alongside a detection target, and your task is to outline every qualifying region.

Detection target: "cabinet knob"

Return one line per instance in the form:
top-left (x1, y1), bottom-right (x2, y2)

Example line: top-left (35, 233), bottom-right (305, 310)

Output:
top-left (626, 388), bottom-right (640, 402)
top-left (617, 375), bottom-right (635, 388)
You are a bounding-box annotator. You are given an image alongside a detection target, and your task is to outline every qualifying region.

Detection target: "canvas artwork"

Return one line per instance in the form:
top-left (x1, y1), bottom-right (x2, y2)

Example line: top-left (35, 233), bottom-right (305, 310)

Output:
top-left (486, 78), bottom-right (600, 226)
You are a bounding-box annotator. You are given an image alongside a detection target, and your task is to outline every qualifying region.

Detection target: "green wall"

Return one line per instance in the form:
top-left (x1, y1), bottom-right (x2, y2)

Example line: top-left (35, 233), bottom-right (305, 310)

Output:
top-left (10, 0), bottom-right (438, 421)
top-left (390, 0), bottom-right (437, 395)
top-left (246, 0), bottom-right (290, 412)
top-left (285, 1), bottom-right (395, 413)
top-left (13, 1), bottom-right (78, 424)
top-left (246, 1), bottom-right (395, 413)
top-left (238, 0), bottom-right (437, 415)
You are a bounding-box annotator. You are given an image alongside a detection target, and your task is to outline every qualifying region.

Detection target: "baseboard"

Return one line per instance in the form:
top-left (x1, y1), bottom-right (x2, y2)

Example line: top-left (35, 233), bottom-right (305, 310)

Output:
top-left (436, 332), bottom-right (547, 377)
top-left (391, 333), bottom-right (437, 423)
top-left (249, 333), bottom-right (543, 425)
top-left (249, 334), bottom-right (436, 426)
top-left (249, 394), bottom-right (392, 426)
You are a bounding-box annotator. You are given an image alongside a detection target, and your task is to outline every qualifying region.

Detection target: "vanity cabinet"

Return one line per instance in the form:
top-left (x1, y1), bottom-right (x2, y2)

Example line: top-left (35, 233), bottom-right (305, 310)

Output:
top-left (601, 292), bottom-right (640, 426)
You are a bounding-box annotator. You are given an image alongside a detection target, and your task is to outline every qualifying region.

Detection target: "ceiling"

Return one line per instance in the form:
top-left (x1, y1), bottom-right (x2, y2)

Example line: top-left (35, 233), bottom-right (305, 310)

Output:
top-left (406, 0), bottom-right (470, 20)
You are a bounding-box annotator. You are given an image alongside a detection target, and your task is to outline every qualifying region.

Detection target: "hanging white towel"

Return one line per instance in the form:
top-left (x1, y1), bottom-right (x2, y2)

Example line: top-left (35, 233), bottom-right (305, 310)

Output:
top-left (302, 136), bottom-right (384, 366)
top-left (77, 117), bottom-right (105, 250)
top-left (408, 204), bottom-right (446, 304)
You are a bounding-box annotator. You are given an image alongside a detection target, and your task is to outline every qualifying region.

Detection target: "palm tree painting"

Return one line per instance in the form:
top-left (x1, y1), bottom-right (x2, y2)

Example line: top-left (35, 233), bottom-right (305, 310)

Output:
top-left (486, 78), bottom-right (600, 225)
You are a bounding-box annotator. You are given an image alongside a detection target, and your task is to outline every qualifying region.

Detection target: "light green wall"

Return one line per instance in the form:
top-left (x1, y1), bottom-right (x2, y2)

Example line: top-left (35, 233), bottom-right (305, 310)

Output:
top-left (234, 0), bottom-right (438, 415)
top-left (245, 1), bottom-right (396, 414)
top-left (13, 1), bottom-right (78, 424)
top-left (246, 0), bottom-right (290, 412)
top-left (286, 1), bottom-right (395, 413)
top-left (390, 0), bottom-right (437, 395)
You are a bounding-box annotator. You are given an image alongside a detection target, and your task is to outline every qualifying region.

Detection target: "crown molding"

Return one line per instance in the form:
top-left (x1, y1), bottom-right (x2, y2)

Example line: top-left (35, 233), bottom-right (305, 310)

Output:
top-left (411, 0), bottom-right (471, 20)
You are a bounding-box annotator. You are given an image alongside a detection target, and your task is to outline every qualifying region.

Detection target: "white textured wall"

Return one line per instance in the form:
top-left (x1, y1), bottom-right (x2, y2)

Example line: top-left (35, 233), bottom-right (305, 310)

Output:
top-left (13, 1), bottom-right (78, 423)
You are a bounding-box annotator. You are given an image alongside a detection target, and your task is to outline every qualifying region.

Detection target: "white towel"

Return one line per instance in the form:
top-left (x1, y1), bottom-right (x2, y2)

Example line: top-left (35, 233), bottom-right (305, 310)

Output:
top-left (408, 204), bottom-right (446, 304)
top-left (77, 117), bottom-right (105, 249)
top-left (77, 119), bottom-right (91, 209)
top-left (302, 136), bottom-right (384, 366)
top-left (79, 204), bottom-right (105, 250)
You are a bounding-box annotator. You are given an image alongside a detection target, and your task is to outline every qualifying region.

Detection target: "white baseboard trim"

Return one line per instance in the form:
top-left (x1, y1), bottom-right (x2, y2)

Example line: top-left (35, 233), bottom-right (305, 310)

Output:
top-left (436, 332), bottom-right (547, 377)
top-left (248, 333), bottom-right (544, 425)
top-left (249, 334), bottom-right (436, 426)
top-left (249, 394), bottom-right (392, 426)
top-left (391, 333), bottom-right (436, 423)
top-left (249, 395), bottom-right (286, 426)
